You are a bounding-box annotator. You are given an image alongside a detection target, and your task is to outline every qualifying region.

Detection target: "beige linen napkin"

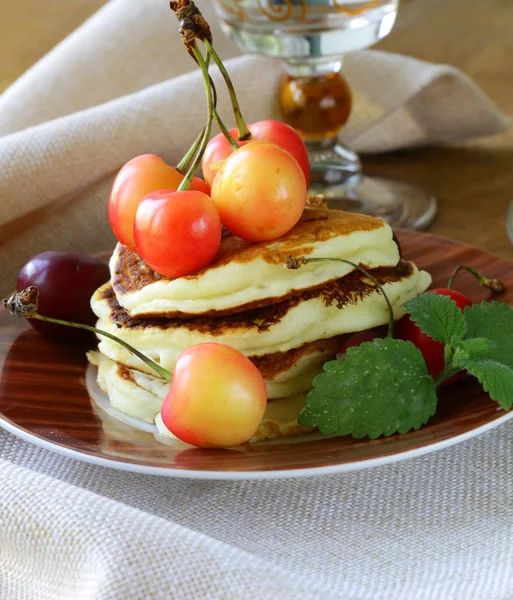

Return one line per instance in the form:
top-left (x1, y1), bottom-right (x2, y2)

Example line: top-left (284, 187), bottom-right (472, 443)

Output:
top-left (0, 0), bottom-right (507, 297)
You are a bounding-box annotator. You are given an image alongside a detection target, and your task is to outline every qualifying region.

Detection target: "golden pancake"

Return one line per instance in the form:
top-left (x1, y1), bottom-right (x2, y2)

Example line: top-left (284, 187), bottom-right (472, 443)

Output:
top-left (110, 207), bottom-right (400, 318)
top-left (92, 261), bottom-right (432, 381)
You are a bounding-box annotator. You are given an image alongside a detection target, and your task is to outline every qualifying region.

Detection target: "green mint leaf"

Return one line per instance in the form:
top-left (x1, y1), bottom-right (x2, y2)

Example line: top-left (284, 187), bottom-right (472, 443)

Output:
top-left (453, 337), bottom-right (492, 362)
top-left (456, 302), bottom-right (513, 410)
top-left (455, 340), bottom-right (513, 410)
top-left (402, 292), bottom-right (467, 345)
top-left (299, 338), bottom-right (438, 439)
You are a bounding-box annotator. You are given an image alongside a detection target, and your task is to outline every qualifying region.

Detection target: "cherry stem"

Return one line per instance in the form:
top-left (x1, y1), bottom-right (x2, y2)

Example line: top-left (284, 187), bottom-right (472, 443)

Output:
top-left (175, 52), bottom-right (211, 177)
top-left (36, 314), bottom-right (171, 381)
top-left (177, 51), bottom-right (212, 175)
top-left (178, 44), bottom-right (214, 192)
top-left (176, 50), bottom-right (237, 175)
top-left (287, 256), bottom-right (395, 338)
top-left (180, 108), bottom-right (237, 173)
top-left (447, 265), bottom-right (505, 293)
top-left (176, 128), bottom-right (204, 174)
top-left (203, 55), bottom-right (238, 150)
top-left (214, 106), bottom-right (239, 150)
top-left (2, 297), bottom-right (172, 382)
top-left (203, 39), bottom-right (251, 142)
top-left (4, 287), bottom-right (172, 379)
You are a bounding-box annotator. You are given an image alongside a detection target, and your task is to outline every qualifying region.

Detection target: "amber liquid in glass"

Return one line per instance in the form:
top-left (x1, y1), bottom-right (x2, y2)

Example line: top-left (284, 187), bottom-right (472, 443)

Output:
top-left (279, 72), bottom-right (352, 141)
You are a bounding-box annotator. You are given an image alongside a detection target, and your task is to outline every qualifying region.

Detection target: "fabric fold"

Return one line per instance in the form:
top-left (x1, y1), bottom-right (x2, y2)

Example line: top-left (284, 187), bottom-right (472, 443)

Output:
top-left (0, 55), bottom-right (281, 228)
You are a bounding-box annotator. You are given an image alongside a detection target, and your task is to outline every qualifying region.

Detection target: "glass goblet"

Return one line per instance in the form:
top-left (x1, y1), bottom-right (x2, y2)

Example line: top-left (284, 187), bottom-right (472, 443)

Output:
top-left (211, 0), bottom-right (437, 230)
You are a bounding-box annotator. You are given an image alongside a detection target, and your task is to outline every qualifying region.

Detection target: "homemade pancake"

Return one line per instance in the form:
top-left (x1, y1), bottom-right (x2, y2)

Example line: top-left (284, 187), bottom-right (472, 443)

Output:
top-left (92, 261), bottom-right (432, 378)
top-left (91, 331), bottom-right (376, 401)
top-left (89, 351), bottom-right (312, 442)
top-left (110, 207), bottom-right (401, 318)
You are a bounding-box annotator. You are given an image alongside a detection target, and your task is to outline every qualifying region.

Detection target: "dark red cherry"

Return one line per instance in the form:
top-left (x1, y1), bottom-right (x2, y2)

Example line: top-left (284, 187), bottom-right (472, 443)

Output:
top-left (16, 251), bottom-right (109, 343)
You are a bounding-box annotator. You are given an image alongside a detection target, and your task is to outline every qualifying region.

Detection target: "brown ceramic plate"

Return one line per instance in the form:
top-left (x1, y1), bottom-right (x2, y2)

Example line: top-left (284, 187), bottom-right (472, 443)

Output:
top-left (1, 230), bottom-right (512, 480)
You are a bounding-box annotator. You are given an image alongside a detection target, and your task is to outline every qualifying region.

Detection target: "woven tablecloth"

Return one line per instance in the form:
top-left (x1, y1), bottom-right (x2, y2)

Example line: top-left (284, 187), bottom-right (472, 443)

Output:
top-left (2, 424), bottom-right (513, 599)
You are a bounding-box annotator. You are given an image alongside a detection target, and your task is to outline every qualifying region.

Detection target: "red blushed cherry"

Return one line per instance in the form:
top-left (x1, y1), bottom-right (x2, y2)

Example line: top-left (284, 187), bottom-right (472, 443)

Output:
top-left (202, 119), bottom-right (310, 187)
top-left (395, 288), bottom-right (473, 387)
top-left (161, 343), bottom-right (267, 448)
top-left (109, 154), bottom-right (209, 251)
top-left (211, 141), bottom-right (306, 242)
top-left (133, 190), bottom-right (222, 278)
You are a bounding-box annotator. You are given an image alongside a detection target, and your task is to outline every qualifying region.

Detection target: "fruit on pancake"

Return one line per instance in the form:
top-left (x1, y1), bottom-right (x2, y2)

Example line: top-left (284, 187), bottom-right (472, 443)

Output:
top-left (211, 142), bottom-right (307, 242)
top-left (133, 190), bottom-right (222, 278)
top-left (395, 288), bottom-right (473, 385)
top-left (161, 343), bottom-right (267, 447)
top-left (17, 252), bottom-right (109, 343)
top-left (202, 120), bottom-right (310, 187)
top-left (5, 2), bottom-right (513, 448)
top-left (108, 154), bottom-right (209, 250)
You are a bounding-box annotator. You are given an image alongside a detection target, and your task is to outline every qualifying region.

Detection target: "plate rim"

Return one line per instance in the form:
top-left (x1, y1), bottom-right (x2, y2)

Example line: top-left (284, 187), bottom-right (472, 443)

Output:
top-left (2, 407), bottom-right (513, 480)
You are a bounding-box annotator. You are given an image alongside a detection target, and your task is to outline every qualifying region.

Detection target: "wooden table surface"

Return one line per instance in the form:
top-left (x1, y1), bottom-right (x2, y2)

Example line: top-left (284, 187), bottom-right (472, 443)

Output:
top-left (1, 0), bottom-right (512, 260)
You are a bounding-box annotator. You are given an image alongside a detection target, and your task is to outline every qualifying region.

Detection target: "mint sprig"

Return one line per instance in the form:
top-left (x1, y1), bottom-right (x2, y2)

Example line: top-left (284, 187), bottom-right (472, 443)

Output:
top-left (299, 291), bottom-right (513, 439)
top-left (299, 338), bottom-right (437, 438)
top-left (403, 295), bottom-right (513, 409)
top-left (403, 296), bottom-right (513, 409)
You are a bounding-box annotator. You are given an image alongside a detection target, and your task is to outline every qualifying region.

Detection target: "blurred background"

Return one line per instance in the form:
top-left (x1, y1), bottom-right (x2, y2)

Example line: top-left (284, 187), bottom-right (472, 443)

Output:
top-left (1, 0), bottom-right (512, 256)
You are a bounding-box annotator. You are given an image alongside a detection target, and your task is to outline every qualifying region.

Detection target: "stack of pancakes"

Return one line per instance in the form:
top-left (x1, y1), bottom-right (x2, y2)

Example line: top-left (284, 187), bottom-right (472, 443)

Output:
top-left (88, 207), bottom-right (431, 442)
